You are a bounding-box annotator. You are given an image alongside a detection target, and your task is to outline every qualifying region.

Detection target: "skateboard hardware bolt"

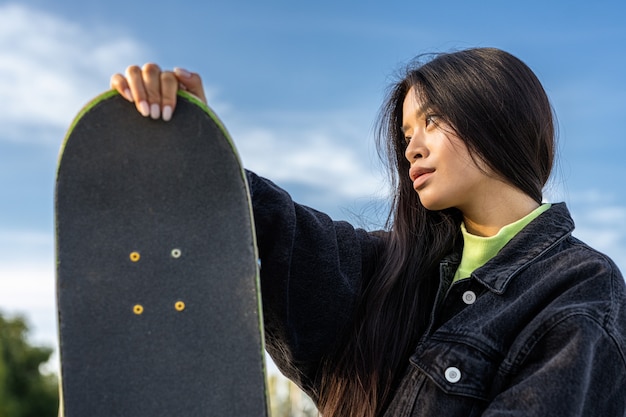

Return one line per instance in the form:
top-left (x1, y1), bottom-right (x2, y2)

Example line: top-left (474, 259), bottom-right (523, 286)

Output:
top-left (171, 249), bottom-right (182, 258)
top-left (133, 304), bottom-right (144, 315)
top-left (129, 252), bottom-right (141, 262)
top-left (175, 301), bottom-right (186, 311)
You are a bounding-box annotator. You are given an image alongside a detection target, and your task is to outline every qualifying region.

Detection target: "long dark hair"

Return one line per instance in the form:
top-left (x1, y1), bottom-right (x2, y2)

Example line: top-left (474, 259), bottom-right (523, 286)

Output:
top-left (318, 48), bottom-right (555, 417)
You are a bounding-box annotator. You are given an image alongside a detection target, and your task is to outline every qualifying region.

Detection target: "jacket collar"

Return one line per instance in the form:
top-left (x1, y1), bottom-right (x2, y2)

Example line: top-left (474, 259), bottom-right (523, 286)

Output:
top-left (468, 202), bottom-right (574, 295)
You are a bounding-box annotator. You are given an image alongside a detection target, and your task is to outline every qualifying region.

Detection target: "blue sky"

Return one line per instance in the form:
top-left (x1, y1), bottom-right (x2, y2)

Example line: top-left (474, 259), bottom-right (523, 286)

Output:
top-left (0, 0), bottom-right (625, 369)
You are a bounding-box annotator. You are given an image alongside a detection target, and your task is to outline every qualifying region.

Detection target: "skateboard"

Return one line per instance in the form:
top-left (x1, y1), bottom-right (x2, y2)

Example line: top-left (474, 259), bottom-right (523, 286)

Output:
top-left (55, 90), bottom-right (268, 416)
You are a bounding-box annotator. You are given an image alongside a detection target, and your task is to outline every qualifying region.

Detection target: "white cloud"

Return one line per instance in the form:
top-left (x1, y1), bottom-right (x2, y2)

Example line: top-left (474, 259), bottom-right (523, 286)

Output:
top-left (235, 125), bottom-right (386, 200)
top-left (210, 102), bottom-right (390, 215)
top-left (0, 229), bottom-right (57, 371)
top-left (0, 258), bottom-right (59, 372)
top-left (0, 261), bottom-right (55, 316)
top-left (0, 3), bottom-right (149, 143)
top-left (567, 191), bottom-right (626, 274)
top-left (0, 230), bottom-right (52, 246)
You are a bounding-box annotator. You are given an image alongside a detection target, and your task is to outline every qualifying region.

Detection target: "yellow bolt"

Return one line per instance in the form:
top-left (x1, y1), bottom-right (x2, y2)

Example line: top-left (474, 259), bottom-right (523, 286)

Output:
top-left (129, 252), bottom-right (141, 262)
top-left (133, 304), bottom-right (144, 315)
top-left (175, 301), bottom-right (185, 311)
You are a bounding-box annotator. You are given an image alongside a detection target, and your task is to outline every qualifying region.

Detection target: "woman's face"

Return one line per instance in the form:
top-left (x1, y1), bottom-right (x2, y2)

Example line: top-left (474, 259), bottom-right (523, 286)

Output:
top-left (402, 87), bottom-right (497, 214)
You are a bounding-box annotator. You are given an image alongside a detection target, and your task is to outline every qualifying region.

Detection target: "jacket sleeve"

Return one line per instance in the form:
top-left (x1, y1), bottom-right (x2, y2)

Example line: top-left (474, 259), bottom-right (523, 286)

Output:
top-left (246, 170), bottom-right (384, 397)
top-left (483, 312), bottom-right (626, 416)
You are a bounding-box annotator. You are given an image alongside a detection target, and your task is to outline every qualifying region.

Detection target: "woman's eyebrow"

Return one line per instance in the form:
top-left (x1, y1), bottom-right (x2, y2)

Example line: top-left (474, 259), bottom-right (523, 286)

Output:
top-left (401, 107), bottom-right (427, 133)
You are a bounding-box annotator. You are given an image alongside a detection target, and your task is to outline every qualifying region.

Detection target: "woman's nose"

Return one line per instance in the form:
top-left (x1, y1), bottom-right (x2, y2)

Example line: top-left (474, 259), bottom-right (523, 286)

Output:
top-left (404, 138), bottom-right (428, 162)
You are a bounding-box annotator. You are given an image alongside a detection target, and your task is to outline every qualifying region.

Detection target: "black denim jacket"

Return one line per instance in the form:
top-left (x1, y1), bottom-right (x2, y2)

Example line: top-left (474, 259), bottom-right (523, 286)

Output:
top-left (247, 171), bottom-right (626, 416)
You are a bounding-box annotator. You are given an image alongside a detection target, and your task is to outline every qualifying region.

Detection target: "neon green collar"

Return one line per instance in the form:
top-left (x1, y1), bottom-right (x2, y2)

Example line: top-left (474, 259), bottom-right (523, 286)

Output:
top-left (453, 204), bottom-right (551, 283)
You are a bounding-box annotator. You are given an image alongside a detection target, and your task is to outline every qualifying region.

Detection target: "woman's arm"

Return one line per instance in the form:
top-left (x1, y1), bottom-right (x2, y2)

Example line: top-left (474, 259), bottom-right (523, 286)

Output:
top-left (246, 171), bottom-right (383, 397)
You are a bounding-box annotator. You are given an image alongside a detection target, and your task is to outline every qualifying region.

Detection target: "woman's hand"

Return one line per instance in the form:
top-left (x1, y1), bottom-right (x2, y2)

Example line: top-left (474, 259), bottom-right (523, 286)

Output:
top-left (110, 63), bottom-right (207, 122)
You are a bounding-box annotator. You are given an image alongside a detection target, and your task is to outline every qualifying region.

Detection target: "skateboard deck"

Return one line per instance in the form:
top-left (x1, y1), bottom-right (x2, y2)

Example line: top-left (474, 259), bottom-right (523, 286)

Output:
top-left (55, 91), bottom-right (268, 416)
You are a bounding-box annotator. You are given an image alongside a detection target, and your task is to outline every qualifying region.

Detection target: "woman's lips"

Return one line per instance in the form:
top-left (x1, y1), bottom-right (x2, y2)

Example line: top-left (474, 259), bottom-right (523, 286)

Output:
top-left (409, 167), bottom-right (435, 189)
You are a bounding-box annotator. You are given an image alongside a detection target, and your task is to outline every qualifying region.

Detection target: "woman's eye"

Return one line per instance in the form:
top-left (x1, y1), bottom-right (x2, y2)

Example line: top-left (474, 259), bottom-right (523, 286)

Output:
top-left (404, 136), bottom-right (412, 144)
top-left (425, 114), bottom-right (437, 127)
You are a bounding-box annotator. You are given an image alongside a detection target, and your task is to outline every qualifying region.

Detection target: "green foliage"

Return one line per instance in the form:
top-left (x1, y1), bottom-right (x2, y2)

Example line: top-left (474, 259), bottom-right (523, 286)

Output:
top-left (0, 313), bottom-right (58, 417)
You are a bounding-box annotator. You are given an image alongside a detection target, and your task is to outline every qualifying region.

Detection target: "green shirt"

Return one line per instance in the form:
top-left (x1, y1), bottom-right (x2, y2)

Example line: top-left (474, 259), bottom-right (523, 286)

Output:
top-left (453, 204), bottom-right (552, 283)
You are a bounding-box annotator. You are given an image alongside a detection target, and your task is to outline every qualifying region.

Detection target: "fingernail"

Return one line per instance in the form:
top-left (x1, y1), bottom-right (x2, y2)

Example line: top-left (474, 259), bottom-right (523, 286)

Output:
top-left (162, 105), bottom-right (173, 122)
top-left (150, 103), bottom-right (160, 120)
top-left (174, 67), bottom-right (192, 78)
top-left (123, 89), bottom-right (134, 102)
top-left (139, 101), bottom-right (150, 117)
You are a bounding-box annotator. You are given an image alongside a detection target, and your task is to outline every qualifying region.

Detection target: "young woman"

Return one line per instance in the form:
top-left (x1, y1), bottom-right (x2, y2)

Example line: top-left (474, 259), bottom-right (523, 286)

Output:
top-left (111, 47), bottom-right (626, 416)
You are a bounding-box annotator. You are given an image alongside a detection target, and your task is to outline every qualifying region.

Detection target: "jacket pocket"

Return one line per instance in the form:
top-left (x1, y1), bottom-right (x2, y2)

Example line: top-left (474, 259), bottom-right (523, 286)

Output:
top-left (410, 333), bottom-right (502, 402)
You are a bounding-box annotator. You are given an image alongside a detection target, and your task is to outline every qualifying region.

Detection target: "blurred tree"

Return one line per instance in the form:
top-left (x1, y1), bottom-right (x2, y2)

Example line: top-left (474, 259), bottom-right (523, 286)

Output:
top-left (268, 373), bottom-right (318, 417)
top-left (0, 313), bottom-right (58, 417)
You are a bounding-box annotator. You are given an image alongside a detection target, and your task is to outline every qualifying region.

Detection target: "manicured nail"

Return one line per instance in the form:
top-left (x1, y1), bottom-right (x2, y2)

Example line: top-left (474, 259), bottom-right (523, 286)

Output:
top-left (174, 67), bottom-right (192, 78)
top-left (139, 101), bottom-right (150, 117)
top-left (150, 103), bottom-right (160, 119)
top-left (123, 89), bottom-right (134, 102)
top-left (162, 105), bottom-right (173, 122)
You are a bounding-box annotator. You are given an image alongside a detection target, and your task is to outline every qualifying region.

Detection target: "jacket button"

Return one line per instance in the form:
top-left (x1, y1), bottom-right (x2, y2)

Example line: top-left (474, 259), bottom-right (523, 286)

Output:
top-left (445, 367), bottom-right (462, 383)
top-left (462, 291), bottom-right (476, 305)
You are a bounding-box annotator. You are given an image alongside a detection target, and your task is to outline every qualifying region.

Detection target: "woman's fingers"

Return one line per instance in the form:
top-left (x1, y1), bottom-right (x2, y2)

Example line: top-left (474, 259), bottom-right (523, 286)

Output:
top-left (174, 67), bottom-right (207, 104)
top-left (125, 65), bottom-right (150, 117)
top-left (160, 71), bottom-right (178, 122)
top-left (142, 63), bottom-right (164, 119)
top-left (110, 64), bottom-right (207, 121)
top-left (109, 73), bottom-right (134, 102)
